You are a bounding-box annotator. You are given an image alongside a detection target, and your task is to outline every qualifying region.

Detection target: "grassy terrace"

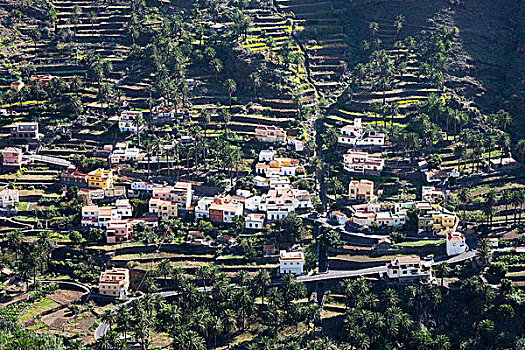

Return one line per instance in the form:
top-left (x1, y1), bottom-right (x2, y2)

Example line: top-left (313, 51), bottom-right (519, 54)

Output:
top-left (18, 298), bottom-right (60, 325)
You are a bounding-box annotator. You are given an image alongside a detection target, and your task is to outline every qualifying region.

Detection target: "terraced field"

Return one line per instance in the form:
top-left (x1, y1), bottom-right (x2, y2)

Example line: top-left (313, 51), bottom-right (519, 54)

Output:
top-left (275, 0), bottom-right (347, 97)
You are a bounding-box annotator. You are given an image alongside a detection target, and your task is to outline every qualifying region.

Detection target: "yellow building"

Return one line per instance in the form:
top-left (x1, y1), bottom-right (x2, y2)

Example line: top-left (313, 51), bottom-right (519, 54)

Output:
top-left (149, 197), bottom-right (179, 220)
top-left (418, 205), bottom-right (458, 235)
top-left (158, 200), bottom-right (178, 221)
top-left (88, 168), bottom-right (114, 189)
top-left (348, 179), bottom-right (374, 201)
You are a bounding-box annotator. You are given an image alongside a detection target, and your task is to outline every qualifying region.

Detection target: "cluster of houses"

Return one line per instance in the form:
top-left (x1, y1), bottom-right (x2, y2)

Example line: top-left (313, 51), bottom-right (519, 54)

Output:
top-left (338, 118), bottom-right (385, 147)
top-left (348, 201), bottom-right (459, 236)
top-left (77, 179), bottom-right (193, 243)
top-left (337, 119), bottom-right (386, 175)
top-left (61, 168), bottom-right (114, 189)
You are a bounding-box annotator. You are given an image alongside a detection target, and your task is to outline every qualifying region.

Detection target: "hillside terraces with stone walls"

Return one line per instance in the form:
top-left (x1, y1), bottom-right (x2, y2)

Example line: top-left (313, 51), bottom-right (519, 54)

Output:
top-left (275, 0), bottom-right (347, 98)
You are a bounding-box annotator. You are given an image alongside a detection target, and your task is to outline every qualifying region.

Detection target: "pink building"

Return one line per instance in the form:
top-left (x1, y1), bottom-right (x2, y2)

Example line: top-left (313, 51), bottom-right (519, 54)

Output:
top-left (106, 221), bottom-right (133, 244)
top-left (2, 147), bottom-right (24, 167)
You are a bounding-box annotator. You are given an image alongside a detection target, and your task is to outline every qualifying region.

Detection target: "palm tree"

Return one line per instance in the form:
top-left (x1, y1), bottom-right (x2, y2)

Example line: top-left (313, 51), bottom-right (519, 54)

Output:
top-left (196, 265), bottom-right (211, 292)
top-left (501, 189), bottom-right (512, 226)
top-left (88, 11), bottom-right (96, 35)
top-left (327, 176), bottom-right (342, 203)
top-left (132, 112), bottom-right (144, 146)
top-left (369, 21), bottom-right (379, 38)
top-left (116, 307), bottom-right (131, 341)
top-left (394, 14), bottom-right (405, 41)
top-left (517, 139), bottom-right (525, 164)
top-left (382, 289), bottom-right (399, 308)
top-left (254, 269), bottom-right (271, 305)
top-left (484, 135), bottom-right (496, 171)
top-left (223, 79), bottom-right (236, 111)
top-left (483, 190), bottom-right (497, 226)
top-left (249, 71), bottom-right (261, 98)
top-left (454, 145), bottom-right (467, 173)
top-left (234, 287), bottom-right (254, 330)
top-left (156, 259), bottom-right (172, 287)
top-left (154, 136), bottom-right (163, 175)
top-left (389, 103), bottom-right (399, 131)
top-left (457, 187), bottom-right (471, 222)
top-left (200, 109), bottom-right (211, 139)
top-left (370, 101), bottom-right (381, 127)
top-left (435, 262), bottom-right (451, 287)
top-left (70, 76), bottom-right (82, 97)
top-left (101, 309), bottom-right (116, 332)
top-left (222, 309), bottom-right (237, 348)
top-left (144, 138), bottom-right (153, 179)
top-left (218, 108), bottom-right (231, 139)
top-left (6, 229), bottom-right (23, 260)
top-left (207, 316), bottom-right (223, 349)
top-left (210, 58), bottom-right (223, 81)
top-left (511, 189), bottom-right (523, 225)
top-left (478, 238), bottom-right (492, 266)
top-left (498, 132), bottom-right (511, 166)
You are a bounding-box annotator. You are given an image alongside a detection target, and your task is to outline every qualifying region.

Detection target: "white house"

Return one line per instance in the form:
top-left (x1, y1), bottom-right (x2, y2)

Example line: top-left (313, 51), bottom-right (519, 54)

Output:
top-left (338, 119), bottom-right (384, 147)
top-left (151, 182), bottom-right (193, 210)
top-left (119, 111), bottom-right (143, 133)
top-left (245, 195), bottom-right (263, 212)
top-left (209, 202), bottom-right (243, 224)
top-left (81, 199), bottom-right (133, 228)
top-left (288, 137), bottom-right (304, 152)
top-left (343, 150), bottom-right (384, 175)
top-left (99, 268), bottom-right (129, 298)
top-left (422, 186), bottom-right (446, 202)
top-left (279, 250), bottom-right (305, 276)
top-left (265, 188), bottom-right (296, 221)
top-left (446, 231), bottom-right (467, 256)
top-left (254, 175), bottom-right (270, 188)
top-left (292, 189), bottom-right (313, 209)
top-left (386, 256), bottom-right (434, 282)
top-left (110, 146), bottom-right (143, 164)
top-left (269, 177), bottom-right (291, 189)
top-left (259, 150), bottom-right (276, 163)
top-left (195, 197), bottom-right (214, 220)
top-left (0, 188), bottom-right (19, 208)
top-left (245, 213), bottom-right (265, 231)
top-left (114, 199), bottom-right (133, 218)
top-left (131, 181), bottom-right (155, 192)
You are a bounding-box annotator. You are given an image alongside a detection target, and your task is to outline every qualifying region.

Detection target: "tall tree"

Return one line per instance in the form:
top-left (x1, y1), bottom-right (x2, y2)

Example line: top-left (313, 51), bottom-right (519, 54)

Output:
top-left (223, 79), bottom-right (236, 111)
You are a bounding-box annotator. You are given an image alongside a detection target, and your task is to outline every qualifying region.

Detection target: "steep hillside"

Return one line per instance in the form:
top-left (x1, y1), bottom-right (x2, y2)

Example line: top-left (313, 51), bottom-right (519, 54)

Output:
top-left (335, 0), bottom-right (524, 133)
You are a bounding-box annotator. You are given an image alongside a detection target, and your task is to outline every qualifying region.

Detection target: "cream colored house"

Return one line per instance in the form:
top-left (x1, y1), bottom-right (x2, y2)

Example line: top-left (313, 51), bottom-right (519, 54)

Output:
top-left (99, 268), bottom-right (129, 298)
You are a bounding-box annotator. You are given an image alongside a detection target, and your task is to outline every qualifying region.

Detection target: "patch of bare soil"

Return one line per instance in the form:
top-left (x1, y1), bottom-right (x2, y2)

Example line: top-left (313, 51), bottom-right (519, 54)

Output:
top-left (49, 289), bottom-right (85, 305)
top-left (41, 308), bottom-right (68, 328)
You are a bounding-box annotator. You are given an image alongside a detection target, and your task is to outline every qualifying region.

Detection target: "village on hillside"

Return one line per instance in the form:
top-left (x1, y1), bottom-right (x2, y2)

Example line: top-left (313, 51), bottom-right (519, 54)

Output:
top-left (0, 0), bottom-right (524, 349)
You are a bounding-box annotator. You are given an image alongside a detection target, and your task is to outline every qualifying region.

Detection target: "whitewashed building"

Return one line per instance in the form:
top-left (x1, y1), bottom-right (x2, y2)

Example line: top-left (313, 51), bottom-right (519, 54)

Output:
top-left (386, 256), bottom-right (434, 282)
top-left (446, 231), bottom-right (467, 256)
top-left (245, 213), bottom-right (265, 231)
top-left (279, 250), bottom-right (305, 276)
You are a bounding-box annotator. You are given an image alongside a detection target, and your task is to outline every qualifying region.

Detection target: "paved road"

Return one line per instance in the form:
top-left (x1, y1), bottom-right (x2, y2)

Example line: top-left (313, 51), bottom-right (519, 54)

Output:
top-left (27, 154), bottom-right (74, 168)
top-left (296, 250), bottom-right (478, 283)
top-left (297, 265), bottom-right (387, 283)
